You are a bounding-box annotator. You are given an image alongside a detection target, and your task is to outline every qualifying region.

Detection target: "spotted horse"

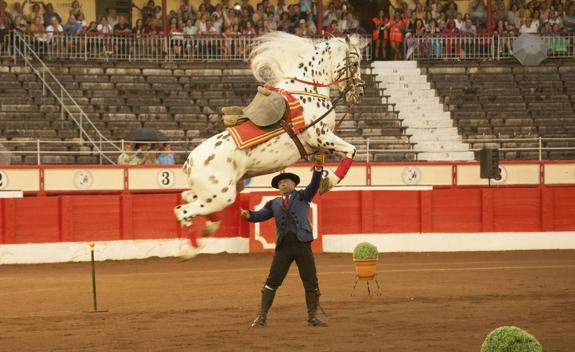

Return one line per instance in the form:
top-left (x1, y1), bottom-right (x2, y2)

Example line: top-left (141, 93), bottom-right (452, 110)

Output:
top-left (175, 32), bottom-right (367, 258)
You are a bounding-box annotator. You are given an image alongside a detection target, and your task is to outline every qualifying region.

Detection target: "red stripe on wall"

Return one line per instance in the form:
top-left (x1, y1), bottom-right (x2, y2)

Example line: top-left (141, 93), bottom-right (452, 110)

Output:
top-left (1, 187), bottom-right (575, 245)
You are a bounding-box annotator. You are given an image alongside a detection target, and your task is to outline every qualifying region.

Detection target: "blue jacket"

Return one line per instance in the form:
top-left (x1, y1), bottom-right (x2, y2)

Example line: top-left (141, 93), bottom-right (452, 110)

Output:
top-left (248, 169), bottom-right (322, 244)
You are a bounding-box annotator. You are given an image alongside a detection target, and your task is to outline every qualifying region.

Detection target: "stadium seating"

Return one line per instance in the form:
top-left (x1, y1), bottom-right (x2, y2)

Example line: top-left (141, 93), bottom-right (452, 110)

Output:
top-left (0, 60), bottom-right (414, 164)
top-left (421, 60), bottom-right (575, 160)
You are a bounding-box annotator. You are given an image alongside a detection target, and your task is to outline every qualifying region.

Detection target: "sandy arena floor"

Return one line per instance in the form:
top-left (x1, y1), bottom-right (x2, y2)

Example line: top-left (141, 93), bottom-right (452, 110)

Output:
top-left (1, 250), bottom-right (574, 352)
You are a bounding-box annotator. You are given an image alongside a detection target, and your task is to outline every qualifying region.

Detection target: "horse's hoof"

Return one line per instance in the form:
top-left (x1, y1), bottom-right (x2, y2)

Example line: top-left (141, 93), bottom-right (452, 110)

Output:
top-left (179, 244), bottom-right (203, 260)
top-left (203, 220), bottom-right (221, 237)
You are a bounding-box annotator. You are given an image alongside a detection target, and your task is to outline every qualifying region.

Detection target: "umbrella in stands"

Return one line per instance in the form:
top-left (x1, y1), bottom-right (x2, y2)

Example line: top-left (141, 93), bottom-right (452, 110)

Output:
top-left (512, 34), bottom-right (548, 66)
top-left (125, 128), bottom-right (168, 142)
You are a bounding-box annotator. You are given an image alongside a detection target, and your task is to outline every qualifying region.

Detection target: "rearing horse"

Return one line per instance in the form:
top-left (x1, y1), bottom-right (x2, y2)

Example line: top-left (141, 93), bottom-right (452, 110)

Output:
top-left (175, 32), bottom-right (367, 239)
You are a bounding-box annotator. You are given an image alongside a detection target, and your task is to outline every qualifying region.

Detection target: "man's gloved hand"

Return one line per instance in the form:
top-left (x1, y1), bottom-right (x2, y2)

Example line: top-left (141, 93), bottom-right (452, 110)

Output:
top-left (240, 209), bottom-right (251, 220)
top-left (314, 153), bottom-right (325, 169)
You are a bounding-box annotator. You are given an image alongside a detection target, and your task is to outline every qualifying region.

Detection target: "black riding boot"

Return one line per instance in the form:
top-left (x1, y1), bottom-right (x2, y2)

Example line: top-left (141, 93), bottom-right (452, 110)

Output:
top-left (305, 288), bottom-right (328, 327)
top-left (251, 286), bottom-right (276, 327)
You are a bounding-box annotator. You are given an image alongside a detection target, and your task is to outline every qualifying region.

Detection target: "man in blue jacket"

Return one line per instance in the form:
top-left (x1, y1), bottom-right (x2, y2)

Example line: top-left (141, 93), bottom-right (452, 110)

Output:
top-left (241, 154), bottom-right (327, 327)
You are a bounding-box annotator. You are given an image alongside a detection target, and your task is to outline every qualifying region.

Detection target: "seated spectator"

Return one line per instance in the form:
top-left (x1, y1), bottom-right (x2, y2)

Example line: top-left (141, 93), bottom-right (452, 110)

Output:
top-left (11, 14), bottom-right (28, 32)
top-left (204, 0), bottom-right (216, 14)
top-left (240, 19), bottom-right (256, 36)
top-left (106, 8), bottom-right (119, 28)
top-left (133, 0), bottom-right (156, 25)
top-left (295, 18), bottom-right (310, 36)
top-left (507, 3), bottom-right (521, 29)
top-left (307, 17), bottom-right (317, 35)
top-left (42, 2), bottom-right (61, 27)
top-left (10, 1), bottom-right (27, 24)
top-left (133, 18), bottom-right (146, 35)
top-left (324, 19), bottom-right (341, 36)
top-left (118, 144), bottom-right (142, 165)
top-left (25, 1), bottom-right (43, 25)
top-left (470, 0), bottom-right (487, 26)
top-left (114, 16), bottom-right (131, 34)
top-left (461, 18), bottom-right (477, 34)
top-left (139, 144), bottom-right (158, 165)
top-left (97, 16), bottom-right (113, 34)
top-left (81, 21), bottom-right (98, 34)
top-left (145, 18), bottom-right (161, 34)
top-left (183, 18), bottom-right (197, 35)
top-left (157, 144), bottom-right (175, 165)
top-left (70, 0), bottom-right (85, 22)
top-left (446, 1), bottom-right (459, 19)
top-left (45, 16), bottom-right (63, 40)
top-left (519, 17), bottom-right (538, 33)
top-left (63, 16), bottom-right (82, 35)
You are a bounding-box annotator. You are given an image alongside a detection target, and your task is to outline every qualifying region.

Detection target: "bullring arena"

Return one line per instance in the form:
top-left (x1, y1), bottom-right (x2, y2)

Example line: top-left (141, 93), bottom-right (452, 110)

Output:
top-left (1, 0), bottom-right (575, 351)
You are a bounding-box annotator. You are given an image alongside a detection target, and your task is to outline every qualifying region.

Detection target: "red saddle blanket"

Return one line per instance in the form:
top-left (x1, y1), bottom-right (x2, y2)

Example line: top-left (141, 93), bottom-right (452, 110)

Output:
top-left (227, 87), bottom-right (305, 150)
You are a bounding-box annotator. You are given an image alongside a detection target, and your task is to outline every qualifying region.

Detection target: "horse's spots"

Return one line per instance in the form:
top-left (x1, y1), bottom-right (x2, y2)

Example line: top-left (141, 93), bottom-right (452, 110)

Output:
top-left (221, 187), bottom-right (229, 193)
top-left (215, 141), bottom-right (223, 147)
top-left (226, 157), bottom-right (232, 163)
top-left (228, 180), bottom-right (232, 186)
top-left (200, 204), bottom-right (204, 207)
top-left (298, 63), bottom-right (304, 68)
top-left (232, 160), bottom-right (238, 170)
top-left (312, 56), bottom-right (315, 61)
top-left (303, 66), bottom-right (308, 72)
top-left (284, 142), bottom-right (291, 146)
top-left (315, 128), bottom-right (320, 134)
top-left (316, 102), bottom-right (320, 108)
top-left (291, 79), bottom-right (295, 83)
top-left (206, 198), bottom-right (212, 203)
top-left (307, 97), bottom-right (312, 103)
top-left (208, 175), bottom-right (219, 184)
top-left (193, 195), bottom-right (198, 199)
top-left (204, 154), bottom-right (215, 166)
top-left (217, 134), bottom-right (223, 140)
top-left (227, 199), bottom-right (232, 203)
top-left (212, 195), bottom-right (217, 198)
top-left (308, 61), bottom-right (311, 66)
top-left (261, 148), bottom-right (266, 152)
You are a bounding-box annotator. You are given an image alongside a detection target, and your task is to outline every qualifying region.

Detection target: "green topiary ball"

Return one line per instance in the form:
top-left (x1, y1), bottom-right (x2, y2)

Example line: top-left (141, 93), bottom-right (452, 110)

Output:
top-left (353, 242), bottom-right (379, 260)
top-left (481, 326), bottom-right (542, 352)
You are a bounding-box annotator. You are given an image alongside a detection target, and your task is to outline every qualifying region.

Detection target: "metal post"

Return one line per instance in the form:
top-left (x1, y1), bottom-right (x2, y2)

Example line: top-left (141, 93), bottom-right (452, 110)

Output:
top-left (36, 139), bottom-right (40, 165)
top-left (538, 136), bottom-right (542, 161)
top-left (90, 242), bottom-right (98, 312)
top-left (43, 70), bottom-right (46, 96)
top-left (366, 138), bottom-right (370, 163)
top-left (99, 136), bottom-right (103, 165)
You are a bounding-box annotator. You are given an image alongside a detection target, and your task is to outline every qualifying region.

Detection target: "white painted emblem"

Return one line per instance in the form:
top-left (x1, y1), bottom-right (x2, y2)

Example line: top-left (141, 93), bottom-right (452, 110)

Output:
top-left (402, 167), bottom-right (422, 185)
top-left (74, 170), bottom-right (93, 190)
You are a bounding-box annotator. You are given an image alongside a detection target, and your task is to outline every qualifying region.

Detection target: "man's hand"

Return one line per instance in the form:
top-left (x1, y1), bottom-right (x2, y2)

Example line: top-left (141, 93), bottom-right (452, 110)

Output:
top-left (240, 208), bottom-right (251, 220)
top-left (313, 153), bottom-right (324, 169)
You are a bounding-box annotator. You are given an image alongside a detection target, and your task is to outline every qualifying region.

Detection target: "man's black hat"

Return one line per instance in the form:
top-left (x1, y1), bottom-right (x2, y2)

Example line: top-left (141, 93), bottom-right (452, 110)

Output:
top-left (271, 172), bottom-right (300, 189)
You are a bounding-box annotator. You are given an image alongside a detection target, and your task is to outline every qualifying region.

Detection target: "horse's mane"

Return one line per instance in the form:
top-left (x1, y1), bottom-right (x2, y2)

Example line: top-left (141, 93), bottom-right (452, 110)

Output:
top-left (249, 32), bottom-right (317, 84)
top-left (250, 32), bottom-right (368, 84)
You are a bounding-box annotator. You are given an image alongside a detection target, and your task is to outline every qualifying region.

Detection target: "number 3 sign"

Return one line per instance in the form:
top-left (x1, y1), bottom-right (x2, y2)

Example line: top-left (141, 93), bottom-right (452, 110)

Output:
top-left (157, 169), bottom-right (175, 188)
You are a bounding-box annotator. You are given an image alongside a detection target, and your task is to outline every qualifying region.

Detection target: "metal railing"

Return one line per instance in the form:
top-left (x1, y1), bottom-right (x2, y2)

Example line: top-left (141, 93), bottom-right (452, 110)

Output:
top-left (405, 34), bottom-right (574, 60)
top-left (0, 31), bottom-right (372, 62)
top-left (1, 137), bottom-right (575, 165)
top-left (9, 32), bottom-right (120, 164)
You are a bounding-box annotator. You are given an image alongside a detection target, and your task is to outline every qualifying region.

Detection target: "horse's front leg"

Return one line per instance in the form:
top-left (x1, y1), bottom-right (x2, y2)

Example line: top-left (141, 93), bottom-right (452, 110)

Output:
top-left (315, 131), bottom-right (356, 194)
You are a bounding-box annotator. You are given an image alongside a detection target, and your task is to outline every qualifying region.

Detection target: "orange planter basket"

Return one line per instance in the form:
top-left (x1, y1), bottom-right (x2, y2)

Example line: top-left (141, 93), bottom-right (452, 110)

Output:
top-left (353, 259), bottom-right (378, 280)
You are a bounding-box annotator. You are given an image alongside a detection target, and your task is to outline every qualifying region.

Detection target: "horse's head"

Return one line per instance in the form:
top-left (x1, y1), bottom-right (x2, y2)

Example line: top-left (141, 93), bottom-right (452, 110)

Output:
top-left (328, 35), bottom-right (368, 106)
top-left (249, 32), bottom-right (367, 106)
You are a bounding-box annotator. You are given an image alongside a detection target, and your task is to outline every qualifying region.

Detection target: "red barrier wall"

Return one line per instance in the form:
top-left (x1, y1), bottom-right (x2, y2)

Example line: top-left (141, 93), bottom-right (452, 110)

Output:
top-left (2, 187), bottom-right (575, 248)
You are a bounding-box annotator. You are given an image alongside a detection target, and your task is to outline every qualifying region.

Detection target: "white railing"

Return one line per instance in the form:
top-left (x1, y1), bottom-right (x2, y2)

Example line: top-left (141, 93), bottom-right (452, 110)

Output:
top-left (1, 137), bottom-right (575, 164)
top-left (10, 32), bottom-right (120, 164)
top-left (406, 34), bottom-right (574, 60)
top-left (1, 31), bottom-right (372, 62)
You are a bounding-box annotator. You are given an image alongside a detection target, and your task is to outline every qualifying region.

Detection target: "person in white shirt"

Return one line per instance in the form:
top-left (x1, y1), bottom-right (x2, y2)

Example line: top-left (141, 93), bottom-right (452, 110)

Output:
top-left (97, 16), bottom-right (113, 34)
top-left (45, 16), bottom-right (63, 41)
top-left (519, 17), bottom-right (538, 33)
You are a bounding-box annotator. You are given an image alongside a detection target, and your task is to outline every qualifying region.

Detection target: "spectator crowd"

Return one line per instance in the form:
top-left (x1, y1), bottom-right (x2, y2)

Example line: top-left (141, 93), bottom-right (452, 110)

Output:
top-left (117, 143), bottom-right (175, 165)
top-left (0, 0), bottom-right (573, 60)
top-left (0, 0), bottom-right (365, 40)
top-left (371, 0), bottom-right (575, 60)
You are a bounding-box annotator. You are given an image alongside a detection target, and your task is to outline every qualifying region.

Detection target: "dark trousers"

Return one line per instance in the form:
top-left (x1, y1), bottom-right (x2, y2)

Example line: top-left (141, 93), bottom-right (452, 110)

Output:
top-left (265, 231), bottom-right (318, 291)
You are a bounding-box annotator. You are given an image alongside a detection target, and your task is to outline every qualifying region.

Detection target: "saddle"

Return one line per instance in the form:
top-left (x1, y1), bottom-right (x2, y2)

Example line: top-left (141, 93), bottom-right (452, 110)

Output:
top-left (222, 86), bottom-right (287, 128)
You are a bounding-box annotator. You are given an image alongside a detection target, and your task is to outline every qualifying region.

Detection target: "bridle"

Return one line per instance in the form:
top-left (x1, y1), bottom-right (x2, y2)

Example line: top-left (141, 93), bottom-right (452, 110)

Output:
top-left (291, 38), bottom-right (365, 133)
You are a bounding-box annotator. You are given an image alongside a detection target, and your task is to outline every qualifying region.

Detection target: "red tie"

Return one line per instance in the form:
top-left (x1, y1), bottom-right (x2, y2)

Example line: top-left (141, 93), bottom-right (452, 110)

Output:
top-left (283, 195), bottom-right (289, 208)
